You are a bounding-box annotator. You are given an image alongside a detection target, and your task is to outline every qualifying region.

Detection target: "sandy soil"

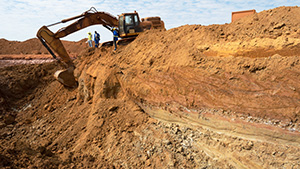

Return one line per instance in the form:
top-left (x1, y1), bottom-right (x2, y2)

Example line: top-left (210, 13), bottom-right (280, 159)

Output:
top-left (1, 6), bottom-right (300, 168)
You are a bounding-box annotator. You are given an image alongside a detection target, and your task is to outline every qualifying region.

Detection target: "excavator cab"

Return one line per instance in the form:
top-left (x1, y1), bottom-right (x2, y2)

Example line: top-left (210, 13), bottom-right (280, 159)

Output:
top-left (118, 12), bottom-right (143, 38)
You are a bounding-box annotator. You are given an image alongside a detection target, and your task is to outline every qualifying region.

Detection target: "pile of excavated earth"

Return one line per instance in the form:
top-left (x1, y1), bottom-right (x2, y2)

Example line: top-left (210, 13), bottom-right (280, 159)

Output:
top-left (1, 6), bottom-right (300, 168)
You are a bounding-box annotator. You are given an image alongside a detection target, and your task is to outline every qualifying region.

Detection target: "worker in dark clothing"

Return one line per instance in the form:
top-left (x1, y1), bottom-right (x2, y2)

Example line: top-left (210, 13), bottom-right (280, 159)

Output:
top-left (94, 31), bottom-right (100, 48)
top-left (112, 27), bottom-right (118, 51)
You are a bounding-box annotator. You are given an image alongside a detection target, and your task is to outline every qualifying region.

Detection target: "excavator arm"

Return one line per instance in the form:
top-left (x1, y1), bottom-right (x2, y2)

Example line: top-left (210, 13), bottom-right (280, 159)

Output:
top-left (36, 7), bottom-right (119, 87)
top-left (37, 26), bottom-right (74, 68)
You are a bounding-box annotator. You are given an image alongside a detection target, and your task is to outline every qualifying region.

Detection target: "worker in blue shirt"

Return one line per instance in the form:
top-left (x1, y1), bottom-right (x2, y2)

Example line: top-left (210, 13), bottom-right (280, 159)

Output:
top-left (94, 31), bottom-right (100, 48)
top-left (112, 27), bottom-right (118, 51)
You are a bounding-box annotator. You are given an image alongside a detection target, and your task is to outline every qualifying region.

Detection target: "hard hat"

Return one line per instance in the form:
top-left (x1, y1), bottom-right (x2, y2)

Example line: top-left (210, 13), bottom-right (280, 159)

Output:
top-left (112, 27), bottom-right (116, 30)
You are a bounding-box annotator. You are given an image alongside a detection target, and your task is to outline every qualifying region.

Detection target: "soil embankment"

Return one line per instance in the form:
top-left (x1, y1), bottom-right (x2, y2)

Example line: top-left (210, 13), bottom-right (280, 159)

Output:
top-left (1, 6), bottom-right (300, 168)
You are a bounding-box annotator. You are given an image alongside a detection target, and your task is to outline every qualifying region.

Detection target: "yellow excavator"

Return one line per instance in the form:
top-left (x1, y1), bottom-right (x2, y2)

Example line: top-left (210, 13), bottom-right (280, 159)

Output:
top-left (37, 7), bottom-right (165, 87)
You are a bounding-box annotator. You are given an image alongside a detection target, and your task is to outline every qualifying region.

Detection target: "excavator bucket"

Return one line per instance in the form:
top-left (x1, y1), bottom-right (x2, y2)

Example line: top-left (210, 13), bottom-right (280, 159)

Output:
top-left (37, 26), bottom-right (77, 88)
top-left (54, 69), bottom-right (77, 88)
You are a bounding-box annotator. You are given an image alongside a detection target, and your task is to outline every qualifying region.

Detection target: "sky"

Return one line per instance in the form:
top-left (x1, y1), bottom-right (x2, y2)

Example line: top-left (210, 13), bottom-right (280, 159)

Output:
top-left (0, 0), bottom-right (299, 43)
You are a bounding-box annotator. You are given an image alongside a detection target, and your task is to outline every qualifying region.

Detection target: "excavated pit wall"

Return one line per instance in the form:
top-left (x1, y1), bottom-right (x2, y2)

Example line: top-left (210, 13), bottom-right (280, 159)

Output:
top-left (1, 6), bottom-right (300, 168)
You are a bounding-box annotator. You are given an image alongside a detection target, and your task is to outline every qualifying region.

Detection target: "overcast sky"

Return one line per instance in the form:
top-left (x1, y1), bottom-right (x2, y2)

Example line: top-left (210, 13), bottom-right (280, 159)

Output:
top-left (0, 0), bottom-right (298, 43)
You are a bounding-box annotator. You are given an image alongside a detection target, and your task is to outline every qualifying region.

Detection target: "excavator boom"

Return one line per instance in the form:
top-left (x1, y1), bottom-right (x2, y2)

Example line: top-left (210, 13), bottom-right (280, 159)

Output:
top-left (36, 8), bottom-right (119, 87)
top-left (53, 11), bottom-right (118, 38)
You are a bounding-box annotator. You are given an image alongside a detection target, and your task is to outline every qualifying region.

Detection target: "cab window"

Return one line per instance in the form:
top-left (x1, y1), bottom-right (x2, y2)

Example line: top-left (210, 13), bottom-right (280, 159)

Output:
top-left (119, 16), bottom-right (124, 32)
top-left (125, 15), bottom-right (133, 25)
top-left (134, 15), bottom-right (139, 25)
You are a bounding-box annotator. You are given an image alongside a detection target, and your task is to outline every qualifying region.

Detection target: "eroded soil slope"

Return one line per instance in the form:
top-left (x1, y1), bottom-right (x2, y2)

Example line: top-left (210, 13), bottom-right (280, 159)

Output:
top-left (1, 6), bottom-right (300, 168)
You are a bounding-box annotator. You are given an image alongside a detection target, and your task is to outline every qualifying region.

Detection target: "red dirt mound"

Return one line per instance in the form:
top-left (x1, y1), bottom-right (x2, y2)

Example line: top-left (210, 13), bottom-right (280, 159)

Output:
top-left (1, 6), bottom-right (300, 168)
top-left (0, 38), bottom-right (87, 59)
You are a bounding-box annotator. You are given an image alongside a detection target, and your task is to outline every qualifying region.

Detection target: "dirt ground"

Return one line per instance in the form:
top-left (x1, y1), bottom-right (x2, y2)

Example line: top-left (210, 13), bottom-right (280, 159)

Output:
top-left (1, 6), bottom-right (300, 168)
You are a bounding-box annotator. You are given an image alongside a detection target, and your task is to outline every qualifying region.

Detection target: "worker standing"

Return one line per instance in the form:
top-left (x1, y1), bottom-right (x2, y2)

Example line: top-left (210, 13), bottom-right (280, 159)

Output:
top-left (94, 31), bottom-right (100, 48)
top-left (113, 28), bottom-right (118, 51)
top-left (87, 32), bottom-right (93, 47)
